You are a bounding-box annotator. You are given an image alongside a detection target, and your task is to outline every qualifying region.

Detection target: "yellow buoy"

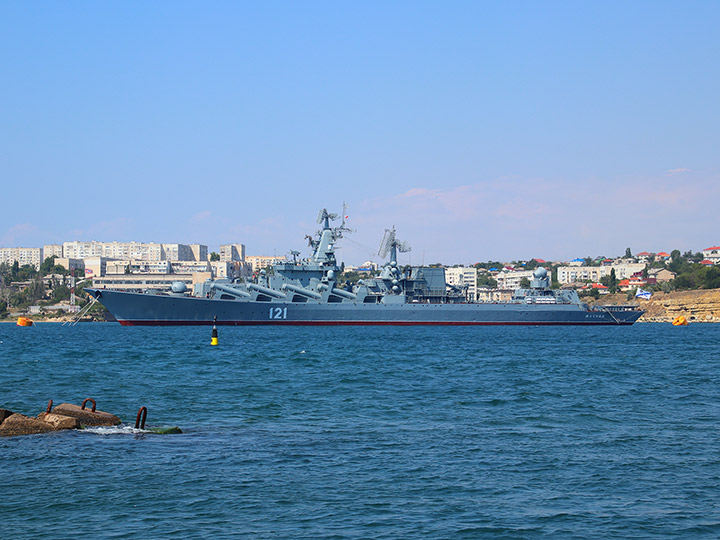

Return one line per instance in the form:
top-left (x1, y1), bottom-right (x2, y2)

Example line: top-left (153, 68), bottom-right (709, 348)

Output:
top-left (672, 315), bottom-right (688, 326)
top-left (211, 317), bottom-right (218, 346)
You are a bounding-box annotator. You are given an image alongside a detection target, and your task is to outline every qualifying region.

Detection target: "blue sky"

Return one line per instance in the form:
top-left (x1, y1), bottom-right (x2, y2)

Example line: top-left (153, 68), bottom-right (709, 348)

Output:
top-left (1, 2), bottom-right (719, 265)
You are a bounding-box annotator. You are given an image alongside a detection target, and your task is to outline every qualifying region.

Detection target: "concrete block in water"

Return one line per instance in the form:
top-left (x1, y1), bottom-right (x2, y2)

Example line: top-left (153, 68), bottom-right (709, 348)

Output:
top-left (37, 412), bottom-right (81, 430)
top-left (0, 413), bottom-right (55, 437)
top-left (52, 403), bottom-right (121, 426)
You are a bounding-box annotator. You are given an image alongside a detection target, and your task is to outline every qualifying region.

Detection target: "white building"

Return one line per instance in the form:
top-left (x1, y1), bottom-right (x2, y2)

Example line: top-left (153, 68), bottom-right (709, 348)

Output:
top-left (62, 241), bottom-right (203, 262)
top-left (43, 244), bottom-right (64, 258)
top-left (495, 270), bottom-right (535, 290)
top-left (445, 266), bottom-right (478, 301)
top-left (105, 259), bottom-right (171, 275)
top-left (702, 246), bottom-right (720, 264)
top-left (171, 260), bottom-right (212, 274)
top-left (556, 263), bottom-right (645, 285)
top-left (0, 247), bottom-right (43, 269)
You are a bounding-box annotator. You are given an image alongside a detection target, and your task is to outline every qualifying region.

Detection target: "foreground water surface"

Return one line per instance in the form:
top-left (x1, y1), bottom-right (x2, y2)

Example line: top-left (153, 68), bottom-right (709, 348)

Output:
top-left (1, 323), bottom-right (719, 539)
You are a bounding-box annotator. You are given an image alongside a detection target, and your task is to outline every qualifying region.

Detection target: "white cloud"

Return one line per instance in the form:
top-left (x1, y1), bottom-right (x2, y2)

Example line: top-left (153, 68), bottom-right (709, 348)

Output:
top-left (666, 168), bottom-right (690, 176)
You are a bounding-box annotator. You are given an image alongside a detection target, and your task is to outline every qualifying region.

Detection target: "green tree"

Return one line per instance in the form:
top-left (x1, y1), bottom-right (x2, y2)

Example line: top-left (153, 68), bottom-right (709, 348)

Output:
top-left (477, 274), bottom-right (498, 288)
top-left (519, 277), bottom-right (530, 288)
top-left (51, 284), bottom-right (71, 303)
top-left (40, 256), bottom-right (56, 275)
top-left (625, 247), bottom-right (632, 258)
top-left (674, 274), bottom-right (696, 290)
top-left (210, 252), bottom-right (220, 261)
top-left (703, 267), bottom-right (720, 289)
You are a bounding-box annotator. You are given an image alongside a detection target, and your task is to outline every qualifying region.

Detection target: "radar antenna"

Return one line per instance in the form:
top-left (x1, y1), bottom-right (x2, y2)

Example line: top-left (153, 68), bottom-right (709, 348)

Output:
top-left (378, 227), bottom-right (412, 260)
top-left (317, 208), bottom-right (339, 229)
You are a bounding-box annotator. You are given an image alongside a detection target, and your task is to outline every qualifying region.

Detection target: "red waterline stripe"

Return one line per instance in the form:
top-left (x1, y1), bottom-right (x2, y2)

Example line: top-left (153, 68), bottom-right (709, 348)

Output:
top-left (118, 320), bottom-right (632, 326)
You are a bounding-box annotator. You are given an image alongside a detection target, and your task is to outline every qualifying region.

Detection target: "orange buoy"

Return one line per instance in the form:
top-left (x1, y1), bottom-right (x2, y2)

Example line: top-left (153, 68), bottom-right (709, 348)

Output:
top-left (16, 317), bottom-right (34, 327)
top-left (672, 315), bottom-right (688, 326)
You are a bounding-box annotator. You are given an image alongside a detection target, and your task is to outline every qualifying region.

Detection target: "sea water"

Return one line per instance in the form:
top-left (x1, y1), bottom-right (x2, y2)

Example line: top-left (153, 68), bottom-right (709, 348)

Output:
top-left (1, 323), bottom-right (719, 539)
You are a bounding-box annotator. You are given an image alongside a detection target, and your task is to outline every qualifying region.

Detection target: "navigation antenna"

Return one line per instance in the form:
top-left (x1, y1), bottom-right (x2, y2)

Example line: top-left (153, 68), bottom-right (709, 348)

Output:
top-left (378, 227), bottom-right (412, 262)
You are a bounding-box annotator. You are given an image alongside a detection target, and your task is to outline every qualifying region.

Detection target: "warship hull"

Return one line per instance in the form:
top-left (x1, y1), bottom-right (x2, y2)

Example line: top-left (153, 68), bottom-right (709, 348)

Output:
top-left (87, 289), bottom-right (644, 326)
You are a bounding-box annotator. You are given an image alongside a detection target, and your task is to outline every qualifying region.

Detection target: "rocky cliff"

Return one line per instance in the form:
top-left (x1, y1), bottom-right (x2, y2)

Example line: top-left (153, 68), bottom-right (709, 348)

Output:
top-left (587, 289), bottom-right (720, 323)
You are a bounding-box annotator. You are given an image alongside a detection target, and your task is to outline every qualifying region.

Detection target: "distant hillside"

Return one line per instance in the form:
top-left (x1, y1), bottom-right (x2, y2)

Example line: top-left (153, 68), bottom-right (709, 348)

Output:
top-left (586, 289), bottom-right (720, 323)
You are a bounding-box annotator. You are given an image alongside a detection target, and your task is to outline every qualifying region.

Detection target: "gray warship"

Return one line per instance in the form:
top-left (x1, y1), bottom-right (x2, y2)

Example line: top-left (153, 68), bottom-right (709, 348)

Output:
top-left (86, 208), bottom-right (644, 326)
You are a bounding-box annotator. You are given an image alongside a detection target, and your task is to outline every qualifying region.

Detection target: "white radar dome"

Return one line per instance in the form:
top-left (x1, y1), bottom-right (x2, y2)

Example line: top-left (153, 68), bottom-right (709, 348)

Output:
top-left (171, 281), bottom-right (187, 293)
top-left (533, 267), bottom-right (548, 279)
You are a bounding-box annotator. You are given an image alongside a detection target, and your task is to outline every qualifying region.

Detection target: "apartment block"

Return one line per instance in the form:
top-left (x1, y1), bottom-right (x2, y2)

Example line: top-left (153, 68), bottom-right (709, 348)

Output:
top-left (445, 266), bottom-right (478, 301)
top-left (190, 244), bottom-right (208, 262)
top-left (62, 241), bottom-right (205, 261)
top-left (220, 243), bottom-right (246, 262)
top-left (556, 263), bottom-right (645, 285)
top-left (246, 255), bottom-right (287, 272)
top-left (0, 247), bottom-right (43, 269)
top-left (43, 244), bottom-right (64, 258)
top-left (495, 269), bottom-right (535, 290)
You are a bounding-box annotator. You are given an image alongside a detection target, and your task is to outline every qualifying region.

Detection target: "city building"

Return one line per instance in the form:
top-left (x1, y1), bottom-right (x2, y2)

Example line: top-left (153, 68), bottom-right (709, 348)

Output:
top-left (189, 244), bottom-right (208, 262)
top-left (556, 263), bottom-right (645, 285)
top-left (171, 260), bottom-right (212, 274)
top-left (476, 288), bottom-right (513, 302)
top-left (219, 243), bottom-right (245, 262)
top-left (62, 241), bottom-right (204, 261)
top-left (647, 268), bottom-right (676, 283)
top-left (91, 272), bottom-right (212, 292)
top-left (0, 247), bottom-right (43, 269)
top-left (43, 244), bottom-right (64, 259)
top-left (53, 257), bottom-right (85, 273)
top-left (495, 269), bottom-right (535, 290)
top-left (702, 246), bottom-right (720, 264)
top-left (83, 256), bottom-right (113, 278)
top-left (105, 260), bottom-right (171, 275)
top-left (445, 266), bottom-right (478, 301)
top-left (245, 255), bottom-right (287, 272)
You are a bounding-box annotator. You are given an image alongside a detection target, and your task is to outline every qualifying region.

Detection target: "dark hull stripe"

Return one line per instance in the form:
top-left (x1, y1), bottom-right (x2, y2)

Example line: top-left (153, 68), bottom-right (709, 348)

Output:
top-left (119, 319), bottom-right (635, 327)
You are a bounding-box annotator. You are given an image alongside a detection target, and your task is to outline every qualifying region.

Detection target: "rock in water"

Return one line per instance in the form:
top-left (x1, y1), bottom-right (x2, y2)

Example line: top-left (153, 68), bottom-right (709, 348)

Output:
top-left (0, 413), bottom-right (55, 437)
top-left (37, 412), bottom-right (81, 430)
top-left (52, 403), bottom-right (121, 426)
top-left (149, 426), bottom-right (183, 434)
